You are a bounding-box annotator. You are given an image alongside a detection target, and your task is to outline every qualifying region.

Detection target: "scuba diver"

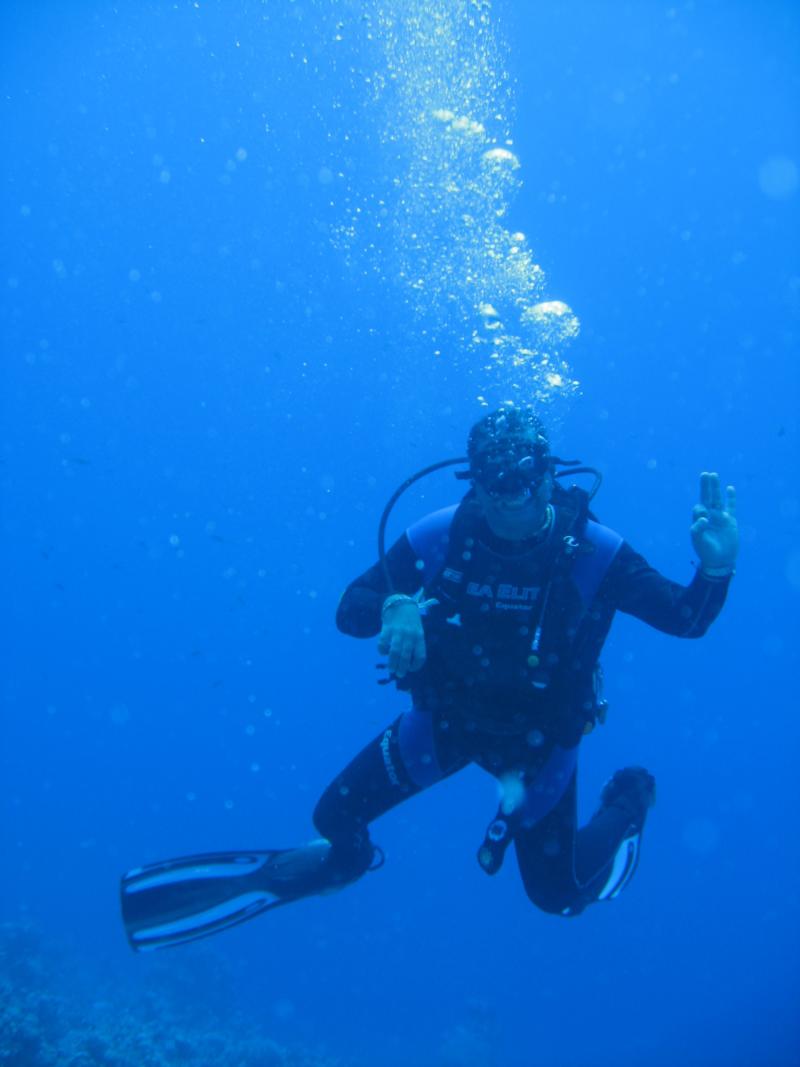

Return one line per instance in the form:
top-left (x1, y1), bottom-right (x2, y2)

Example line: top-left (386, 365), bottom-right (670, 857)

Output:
top-left (121, 405), bottom-right (738, 951)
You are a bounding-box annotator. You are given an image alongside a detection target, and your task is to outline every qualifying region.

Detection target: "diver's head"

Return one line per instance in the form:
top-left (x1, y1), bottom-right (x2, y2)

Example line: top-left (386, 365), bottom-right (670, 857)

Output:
top-left (467, 405), bottom-right (553, 537)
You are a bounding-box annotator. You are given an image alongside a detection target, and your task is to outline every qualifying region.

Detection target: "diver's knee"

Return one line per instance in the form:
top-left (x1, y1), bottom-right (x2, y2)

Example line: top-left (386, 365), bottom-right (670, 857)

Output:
top-left (311, 798), bottom-right (378, 881)
top-left (321, 834), bottom-right (383, 892)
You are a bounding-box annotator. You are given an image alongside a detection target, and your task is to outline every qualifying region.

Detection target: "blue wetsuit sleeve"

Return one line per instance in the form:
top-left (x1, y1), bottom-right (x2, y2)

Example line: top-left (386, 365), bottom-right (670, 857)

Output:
top-left (601, 541), bottom-right (731, 638)
top-left (336, 507), bottom-right (456, 638)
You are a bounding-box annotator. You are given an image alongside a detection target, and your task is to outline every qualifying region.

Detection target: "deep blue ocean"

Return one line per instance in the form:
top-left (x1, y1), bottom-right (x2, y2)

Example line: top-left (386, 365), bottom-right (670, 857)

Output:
top-left (2, 2), bottom-right (798, 1065)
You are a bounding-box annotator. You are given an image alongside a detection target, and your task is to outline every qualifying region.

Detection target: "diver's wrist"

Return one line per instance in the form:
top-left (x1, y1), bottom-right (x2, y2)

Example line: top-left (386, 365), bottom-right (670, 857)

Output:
top-left (699, 564), bottom-right (735, 579)
top-left (381, 593), bottom-right (417, 619)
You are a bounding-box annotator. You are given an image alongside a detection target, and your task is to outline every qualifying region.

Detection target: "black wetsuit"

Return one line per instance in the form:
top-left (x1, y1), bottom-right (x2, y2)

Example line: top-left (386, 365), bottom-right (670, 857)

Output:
top-left (314, 493), bottom-right (730, 915)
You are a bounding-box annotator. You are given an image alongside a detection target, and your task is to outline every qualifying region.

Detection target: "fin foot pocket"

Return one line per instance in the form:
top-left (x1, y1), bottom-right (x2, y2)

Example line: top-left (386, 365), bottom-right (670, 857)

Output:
top-left (262, 839), bottom-right (333, 896)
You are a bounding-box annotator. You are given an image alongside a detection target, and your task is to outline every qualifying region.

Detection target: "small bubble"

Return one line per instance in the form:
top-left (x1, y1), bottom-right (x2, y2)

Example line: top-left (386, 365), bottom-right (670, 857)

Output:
top-left (682, 817), bottom-right (720, 854)
top-left (168, 534), bottom-right (180, 547)
top-left (758, 156), bottom-right (798, 200)
top-left (786, 549), bottom-right (800, 590)
top-left (271, 998), bottom-right (295, 1020)
top-left (482, 147), bottom-right (520, 168)
top-left (761, 634), bottom-right (784, 657)
top-left (109, 704), bottom-right (130, 725)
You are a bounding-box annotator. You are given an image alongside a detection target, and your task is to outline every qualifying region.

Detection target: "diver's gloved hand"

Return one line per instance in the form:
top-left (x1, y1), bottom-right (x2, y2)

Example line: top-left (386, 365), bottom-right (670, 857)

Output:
top-left (378, 594), bottom-right (427, 678)
top-left (691, 472), bottom-right (738, 576)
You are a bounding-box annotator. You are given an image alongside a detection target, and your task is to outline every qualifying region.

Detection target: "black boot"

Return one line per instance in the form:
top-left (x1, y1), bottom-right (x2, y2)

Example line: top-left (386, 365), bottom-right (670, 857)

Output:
top-left (600, 766), bottom-right (656, 824)
top-left (323, 831), bottom-right (384, 890)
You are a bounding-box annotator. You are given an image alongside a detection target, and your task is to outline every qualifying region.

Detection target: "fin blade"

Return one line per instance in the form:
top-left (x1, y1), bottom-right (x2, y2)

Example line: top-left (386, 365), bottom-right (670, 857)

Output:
top-left (120, 850), bottom-right (281, 952)
top-left (120, 843), bottom-right (334, 952)
top-left (123, 851), bottom-right (276, 895)
top-left (126, 891), bottom-right (286, 952)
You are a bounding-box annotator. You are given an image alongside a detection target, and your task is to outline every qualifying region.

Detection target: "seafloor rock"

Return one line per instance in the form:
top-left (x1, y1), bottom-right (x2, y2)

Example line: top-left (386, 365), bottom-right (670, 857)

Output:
top-left (0, 922), bottom-right (343, 1067)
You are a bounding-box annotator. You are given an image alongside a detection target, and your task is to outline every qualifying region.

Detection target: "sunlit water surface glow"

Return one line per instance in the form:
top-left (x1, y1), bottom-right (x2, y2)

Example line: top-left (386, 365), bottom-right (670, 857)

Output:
top-left (333, 0), bottom-right (580, 411)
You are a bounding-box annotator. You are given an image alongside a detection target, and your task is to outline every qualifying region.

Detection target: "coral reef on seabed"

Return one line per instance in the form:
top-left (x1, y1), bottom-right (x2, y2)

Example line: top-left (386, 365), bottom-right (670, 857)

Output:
top-left (0, 923), bottom-right (345, 1067)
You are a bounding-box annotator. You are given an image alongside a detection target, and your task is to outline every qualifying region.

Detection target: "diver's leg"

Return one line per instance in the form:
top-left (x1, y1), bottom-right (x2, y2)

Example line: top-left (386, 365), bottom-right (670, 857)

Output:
top-left (313, 705), bottom-right (465, 884)
top-left (514, 772), bottom-right (582, 914)
top-left (120, 709), bottom-right (463, 951)
top-left (572, 766), bottom-right (656, 906)
top-left (476, 742), bottom-right (579, 876)
top-left (515, 767), bottom-right (655, 916)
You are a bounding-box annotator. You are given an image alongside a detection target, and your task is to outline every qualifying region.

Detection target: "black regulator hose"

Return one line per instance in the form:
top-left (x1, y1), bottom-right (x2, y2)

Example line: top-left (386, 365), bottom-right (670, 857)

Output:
top-left (378, 457), bottom-right (469, 592)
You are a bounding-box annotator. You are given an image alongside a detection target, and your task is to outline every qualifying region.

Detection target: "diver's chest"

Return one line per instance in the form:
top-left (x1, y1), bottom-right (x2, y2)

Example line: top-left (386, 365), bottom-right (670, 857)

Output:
top-left (435, 549), bottom-right (580, 628)
top-left (459, 577), bottom-right (543, 615)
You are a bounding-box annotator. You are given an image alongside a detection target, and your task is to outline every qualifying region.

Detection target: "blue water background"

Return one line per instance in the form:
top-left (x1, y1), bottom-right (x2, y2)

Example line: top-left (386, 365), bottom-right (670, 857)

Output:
top-left (2, 2), bottom-right (798, 1065)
